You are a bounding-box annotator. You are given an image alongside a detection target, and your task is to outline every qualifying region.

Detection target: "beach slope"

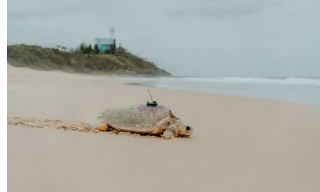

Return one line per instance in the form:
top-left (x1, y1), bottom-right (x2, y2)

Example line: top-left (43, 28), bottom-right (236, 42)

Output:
top-left (7, 65), bottom-right (320, 192)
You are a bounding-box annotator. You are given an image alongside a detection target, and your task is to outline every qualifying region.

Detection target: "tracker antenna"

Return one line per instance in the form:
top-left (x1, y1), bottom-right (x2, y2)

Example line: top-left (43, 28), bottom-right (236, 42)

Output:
top-left (147, 90), bottom-right (158, 107)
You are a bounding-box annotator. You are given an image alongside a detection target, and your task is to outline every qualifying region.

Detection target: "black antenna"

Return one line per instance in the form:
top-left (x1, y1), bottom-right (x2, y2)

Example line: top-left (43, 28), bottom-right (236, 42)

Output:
top-left (147, 90), bottom-right (158, 107)
top-left (148, 89), bottom-right (154, 102)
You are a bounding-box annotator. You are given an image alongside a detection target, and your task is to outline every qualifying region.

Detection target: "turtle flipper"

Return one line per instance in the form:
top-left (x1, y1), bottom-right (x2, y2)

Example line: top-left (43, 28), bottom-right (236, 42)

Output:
top-left (95, 123), bottom-right (110, 132)
top-left (162, 125), bottom-right (178, 139)
top-left (162, 129), bottom-right (174, 139)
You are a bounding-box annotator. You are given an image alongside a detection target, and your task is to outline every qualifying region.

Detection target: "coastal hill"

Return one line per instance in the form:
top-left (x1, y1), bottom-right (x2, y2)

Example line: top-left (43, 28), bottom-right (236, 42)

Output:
top-left (7, 44), bottom-right (170, 76)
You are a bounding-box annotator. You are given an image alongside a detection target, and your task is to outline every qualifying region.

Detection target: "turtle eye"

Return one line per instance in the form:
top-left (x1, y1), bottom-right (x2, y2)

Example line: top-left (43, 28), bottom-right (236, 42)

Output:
top-left (186, 126), bottom-right (191, 131)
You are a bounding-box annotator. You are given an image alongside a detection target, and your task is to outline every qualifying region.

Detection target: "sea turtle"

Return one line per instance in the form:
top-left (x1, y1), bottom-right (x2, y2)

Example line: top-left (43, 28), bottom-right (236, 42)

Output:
top-left (97, 104), bottom-right (193, 139)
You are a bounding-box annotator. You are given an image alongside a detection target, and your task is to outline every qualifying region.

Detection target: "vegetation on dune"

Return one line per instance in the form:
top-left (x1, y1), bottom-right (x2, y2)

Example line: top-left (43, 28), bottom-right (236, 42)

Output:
top-left (7, 44), bottom-right (170, 76)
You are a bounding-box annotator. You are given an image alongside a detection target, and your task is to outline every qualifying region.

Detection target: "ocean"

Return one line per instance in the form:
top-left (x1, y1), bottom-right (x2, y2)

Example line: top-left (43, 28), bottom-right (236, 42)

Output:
top-left (119, 77), bottom-right (320, 106)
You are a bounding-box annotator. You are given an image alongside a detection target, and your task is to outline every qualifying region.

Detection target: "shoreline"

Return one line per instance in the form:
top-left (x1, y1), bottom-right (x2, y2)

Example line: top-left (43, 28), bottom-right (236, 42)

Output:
top-left (123, 81), bottom-right (320, 107)
top-left (9, 63), bottom-right (320, 107)
top-left (120, 77), bottom-right (320, 107)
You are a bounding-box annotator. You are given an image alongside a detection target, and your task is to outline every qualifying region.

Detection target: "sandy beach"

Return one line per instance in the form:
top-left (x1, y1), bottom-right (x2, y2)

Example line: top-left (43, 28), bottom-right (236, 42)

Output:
top-left (7, 65), bottom-right (320, 192)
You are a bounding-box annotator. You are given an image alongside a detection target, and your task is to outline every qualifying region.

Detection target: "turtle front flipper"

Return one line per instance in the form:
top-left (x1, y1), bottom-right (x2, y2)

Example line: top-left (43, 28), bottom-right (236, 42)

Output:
top-left (162, 125), bottom-right (178, 139)
top-left (162, 129), bottom-right (174, 139)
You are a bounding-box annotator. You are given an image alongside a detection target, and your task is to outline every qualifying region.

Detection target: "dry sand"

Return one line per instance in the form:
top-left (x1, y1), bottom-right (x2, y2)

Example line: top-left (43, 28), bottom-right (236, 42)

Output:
top-left (7, 65), bottom-right (320, 192)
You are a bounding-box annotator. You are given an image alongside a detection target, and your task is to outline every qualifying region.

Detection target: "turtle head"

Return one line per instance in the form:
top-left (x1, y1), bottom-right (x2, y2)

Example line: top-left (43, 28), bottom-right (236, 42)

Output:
top-left (174, 119), bottom-right (193, 137)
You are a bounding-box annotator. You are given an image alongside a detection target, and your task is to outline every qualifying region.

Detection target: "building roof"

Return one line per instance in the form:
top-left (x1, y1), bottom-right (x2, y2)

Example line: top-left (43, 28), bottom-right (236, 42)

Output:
top-left (95, 38), bottom-right (115, 45)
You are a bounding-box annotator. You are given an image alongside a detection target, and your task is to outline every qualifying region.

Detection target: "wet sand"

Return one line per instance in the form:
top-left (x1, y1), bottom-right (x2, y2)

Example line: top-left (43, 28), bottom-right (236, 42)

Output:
top-left (7, 65), bottom-right (320, 192)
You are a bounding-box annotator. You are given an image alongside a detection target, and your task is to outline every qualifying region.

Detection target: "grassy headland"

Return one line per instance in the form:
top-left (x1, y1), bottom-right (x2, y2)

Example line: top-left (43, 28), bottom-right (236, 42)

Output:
top-left (7, 44), bottom-right (170, 76)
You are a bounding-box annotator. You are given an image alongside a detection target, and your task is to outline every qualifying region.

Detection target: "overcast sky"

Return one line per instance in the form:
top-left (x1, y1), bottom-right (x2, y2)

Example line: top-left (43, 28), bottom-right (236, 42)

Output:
top-left (7, 0), bottom-right (320, 77)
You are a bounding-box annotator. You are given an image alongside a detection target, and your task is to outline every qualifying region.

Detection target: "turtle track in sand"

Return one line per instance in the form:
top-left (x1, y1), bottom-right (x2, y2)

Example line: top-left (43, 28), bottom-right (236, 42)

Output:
top-left (7, 117), bottom-right (159, 138)
top-left (7, 117), bottom-right (99, 133)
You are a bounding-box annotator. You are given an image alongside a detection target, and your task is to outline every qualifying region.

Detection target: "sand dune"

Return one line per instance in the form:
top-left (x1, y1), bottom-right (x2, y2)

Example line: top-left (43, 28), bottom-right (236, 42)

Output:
top-left (7, 65), bottom-right (320, 192)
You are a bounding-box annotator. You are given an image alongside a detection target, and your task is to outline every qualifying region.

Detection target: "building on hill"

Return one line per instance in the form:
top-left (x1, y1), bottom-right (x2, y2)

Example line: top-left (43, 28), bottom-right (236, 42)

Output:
top-left (94, 38), bottom-right (116, 54)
